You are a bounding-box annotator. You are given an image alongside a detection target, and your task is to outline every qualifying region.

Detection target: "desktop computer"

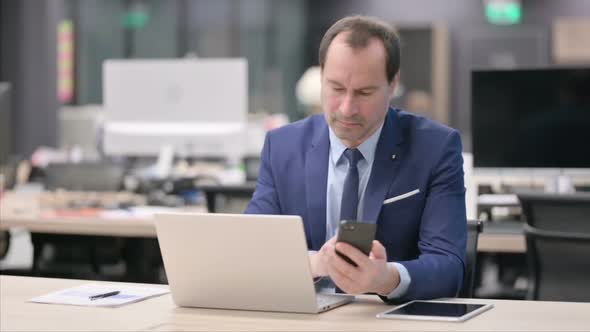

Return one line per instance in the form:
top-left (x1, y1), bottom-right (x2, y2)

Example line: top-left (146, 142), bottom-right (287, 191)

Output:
top-left (102, 58), bottom-right (248, 160)
top-left (471, 67), bottom-right (590, 192)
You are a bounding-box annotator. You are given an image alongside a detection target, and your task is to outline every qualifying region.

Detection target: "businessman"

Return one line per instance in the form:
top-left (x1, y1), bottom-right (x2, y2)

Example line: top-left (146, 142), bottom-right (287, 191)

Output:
top-left (245, 15), bottom-right (466, 303)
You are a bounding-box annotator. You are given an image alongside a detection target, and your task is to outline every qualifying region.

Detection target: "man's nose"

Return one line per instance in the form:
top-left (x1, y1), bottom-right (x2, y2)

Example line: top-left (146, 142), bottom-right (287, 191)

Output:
top-left (339, 93), bottom-right (358, 116)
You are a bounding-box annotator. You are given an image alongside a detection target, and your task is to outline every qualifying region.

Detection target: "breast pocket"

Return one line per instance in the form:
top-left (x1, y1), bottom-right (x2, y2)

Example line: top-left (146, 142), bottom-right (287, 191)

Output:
top-left (377, 189), bottom-right (424, 258)
top-left (380, 188), bottom-right (424, 228)
top-left (383, 189), bottom-right (420, 206)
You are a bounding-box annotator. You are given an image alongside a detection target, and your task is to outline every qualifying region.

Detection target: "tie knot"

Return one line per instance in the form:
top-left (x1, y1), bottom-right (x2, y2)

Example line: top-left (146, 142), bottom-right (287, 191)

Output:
top-left (343, 148), bottom-right (363, 168)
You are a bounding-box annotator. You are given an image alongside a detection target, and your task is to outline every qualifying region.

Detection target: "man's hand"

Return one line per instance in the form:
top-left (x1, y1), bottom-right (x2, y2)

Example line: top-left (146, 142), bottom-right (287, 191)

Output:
top-left (327, 240), bottom-right (400, 295)
top-left (309, 236), bottom-right (337, 278)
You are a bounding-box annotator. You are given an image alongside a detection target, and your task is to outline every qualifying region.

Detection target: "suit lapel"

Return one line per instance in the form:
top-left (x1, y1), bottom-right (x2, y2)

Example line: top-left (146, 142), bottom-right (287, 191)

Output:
top-left (363, 109), bottom-right (406, 224)
top-left (305, 122), bottom-right (330, 250)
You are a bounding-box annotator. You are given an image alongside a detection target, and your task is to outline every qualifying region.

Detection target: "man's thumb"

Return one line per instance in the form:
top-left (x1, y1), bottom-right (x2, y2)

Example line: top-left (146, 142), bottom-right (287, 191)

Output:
top-left (370, 240), bottom-right (387, 260)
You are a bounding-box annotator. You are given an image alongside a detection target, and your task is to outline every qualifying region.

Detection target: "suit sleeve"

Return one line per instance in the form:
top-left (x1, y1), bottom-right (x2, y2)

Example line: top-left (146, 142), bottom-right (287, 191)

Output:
top-left (385, 130), bottom-right (467, 303)
top-left (244, 132), bottom-right (282, 214)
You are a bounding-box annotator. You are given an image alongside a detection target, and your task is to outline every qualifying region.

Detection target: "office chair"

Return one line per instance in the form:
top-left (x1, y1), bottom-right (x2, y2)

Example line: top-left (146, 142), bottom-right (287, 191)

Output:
top-left (518, 192), bottom-right (590, 302)
top-left (32, 162), bottom-right (127, 280)
top-left (43, 162), bottom-right (124, 192)
top-left (0, 230), bottom-right (9, 260)
top-left (0, 158), bottom-right (19, 260)
top-left (458, 220), bottom-right (483, 298)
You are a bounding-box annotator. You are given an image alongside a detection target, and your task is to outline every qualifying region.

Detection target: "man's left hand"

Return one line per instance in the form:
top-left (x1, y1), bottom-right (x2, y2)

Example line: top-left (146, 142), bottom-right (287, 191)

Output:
top-left (327, 240), bottom-right (400, 296)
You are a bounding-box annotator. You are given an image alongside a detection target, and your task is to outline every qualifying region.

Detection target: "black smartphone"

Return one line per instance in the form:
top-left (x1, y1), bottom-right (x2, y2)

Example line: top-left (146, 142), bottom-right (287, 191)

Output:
top-left (336, 220), bottom-right (376, 266)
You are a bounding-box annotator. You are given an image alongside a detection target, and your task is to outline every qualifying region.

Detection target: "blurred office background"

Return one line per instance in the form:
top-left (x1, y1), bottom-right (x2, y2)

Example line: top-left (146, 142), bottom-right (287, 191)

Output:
top-left (1, 0), bottom-right (590, 301)
top-left (1, 0), bottom-right (590, 157)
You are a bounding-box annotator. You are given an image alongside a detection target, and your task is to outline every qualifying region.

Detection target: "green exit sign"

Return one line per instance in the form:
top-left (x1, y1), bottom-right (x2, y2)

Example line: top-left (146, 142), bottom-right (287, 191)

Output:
top-left (485, 0), bottom-right (522, 25)
top-left (123, 11), bottom-right (149, 29)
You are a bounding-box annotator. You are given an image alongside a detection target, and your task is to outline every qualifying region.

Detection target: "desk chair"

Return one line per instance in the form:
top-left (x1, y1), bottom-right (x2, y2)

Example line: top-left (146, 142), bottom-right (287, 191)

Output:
top-left (459, 220), bottom-right (483, 298)
top-left (0, 158), bottom-right (19, 260)
top-left (33, 162), bottom-right (126, 280)
top-left (198, 183), bottom-right (256, 213)
top-left (43, 162), bottom-right (124, 191)
top-left (518, 192), bottom-right (590, 302)
top-left (0, 230), bottom-right (9, 260)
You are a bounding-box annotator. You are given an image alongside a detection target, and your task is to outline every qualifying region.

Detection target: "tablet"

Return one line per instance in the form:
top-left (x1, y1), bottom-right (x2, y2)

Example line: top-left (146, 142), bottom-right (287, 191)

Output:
top-left (376, 300), bottom-right (494, 322)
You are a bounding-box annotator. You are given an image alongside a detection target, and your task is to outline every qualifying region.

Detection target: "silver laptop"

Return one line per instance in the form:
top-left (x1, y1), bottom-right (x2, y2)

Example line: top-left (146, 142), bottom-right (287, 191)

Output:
top-left (155, 213), bottom-right (354, 313)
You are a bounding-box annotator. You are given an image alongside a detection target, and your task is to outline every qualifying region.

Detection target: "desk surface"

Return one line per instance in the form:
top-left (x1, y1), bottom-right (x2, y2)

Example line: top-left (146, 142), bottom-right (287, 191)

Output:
top-left (0, 214), bottom-right (157, 238)
top-left (2, 275), bottom-right (590, 331)
top-left (1, 213), bottom-right (525, 253)
top-left (478, 221), bottom-right (526, 253)
top-left (0, 206), bottom-right (206, 238)
top-left (0, 214), bottom-right (156, 238)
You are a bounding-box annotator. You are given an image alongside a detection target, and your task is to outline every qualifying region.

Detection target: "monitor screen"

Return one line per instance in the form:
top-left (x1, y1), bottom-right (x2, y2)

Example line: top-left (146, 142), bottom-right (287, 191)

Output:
top-left (102, 58), bottom-right (248, 158)
top-left (471, 68), bottom-right (590, 168)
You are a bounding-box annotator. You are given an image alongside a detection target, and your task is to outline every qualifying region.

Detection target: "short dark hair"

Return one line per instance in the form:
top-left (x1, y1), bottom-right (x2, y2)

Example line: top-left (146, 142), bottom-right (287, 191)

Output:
top-left (318, 15), bottom-right (401, 83)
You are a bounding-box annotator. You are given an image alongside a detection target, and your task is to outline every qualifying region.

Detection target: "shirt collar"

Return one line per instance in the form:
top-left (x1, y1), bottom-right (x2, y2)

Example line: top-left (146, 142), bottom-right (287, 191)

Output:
top-left (328, 121), bottom-right (384, 167)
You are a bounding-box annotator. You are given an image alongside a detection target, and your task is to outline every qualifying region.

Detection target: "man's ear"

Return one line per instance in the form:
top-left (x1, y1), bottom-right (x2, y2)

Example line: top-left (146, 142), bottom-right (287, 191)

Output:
top-left (388, 73), bottom-right (400, 100)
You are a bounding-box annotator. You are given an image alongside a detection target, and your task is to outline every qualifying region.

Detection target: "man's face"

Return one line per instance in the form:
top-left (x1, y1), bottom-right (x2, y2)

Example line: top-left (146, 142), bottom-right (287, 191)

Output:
top-left (321, 32), bottom-right (396, 148)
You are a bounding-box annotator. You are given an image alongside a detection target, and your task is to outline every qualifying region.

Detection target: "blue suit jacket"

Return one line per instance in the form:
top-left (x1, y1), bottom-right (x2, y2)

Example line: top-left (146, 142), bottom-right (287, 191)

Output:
top-left (245, 108), bottom-right (467, 301)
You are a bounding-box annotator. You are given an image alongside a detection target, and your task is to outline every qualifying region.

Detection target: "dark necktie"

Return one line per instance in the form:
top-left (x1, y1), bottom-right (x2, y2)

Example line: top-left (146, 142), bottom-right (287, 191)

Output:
top-left (340, 148), bottom-right (363, 221)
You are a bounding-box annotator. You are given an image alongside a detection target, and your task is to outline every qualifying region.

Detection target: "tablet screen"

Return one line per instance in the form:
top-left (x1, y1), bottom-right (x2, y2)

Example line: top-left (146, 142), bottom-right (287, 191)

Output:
top-left (382, 301), bottom-right (487, 318)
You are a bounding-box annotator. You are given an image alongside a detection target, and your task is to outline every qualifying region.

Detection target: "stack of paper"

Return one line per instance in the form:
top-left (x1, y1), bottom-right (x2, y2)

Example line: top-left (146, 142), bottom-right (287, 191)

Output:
top-left (29, 283), bottom-right (170, 307)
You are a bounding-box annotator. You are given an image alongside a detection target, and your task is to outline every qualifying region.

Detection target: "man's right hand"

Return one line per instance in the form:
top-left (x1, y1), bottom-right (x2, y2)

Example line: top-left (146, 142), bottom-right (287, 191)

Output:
top-left (309, 236), bottom-right (337, 278)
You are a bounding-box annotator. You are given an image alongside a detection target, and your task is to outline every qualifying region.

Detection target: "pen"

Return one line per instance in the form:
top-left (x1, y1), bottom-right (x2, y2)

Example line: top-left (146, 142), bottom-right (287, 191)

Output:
top-left (89, 291), bottom-right (120, 301)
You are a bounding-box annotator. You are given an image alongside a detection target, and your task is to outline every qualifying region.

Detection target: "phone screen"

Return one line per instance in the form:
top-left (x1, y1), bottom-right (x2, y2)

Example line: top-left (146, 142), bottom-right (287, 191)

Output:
top-left (382, 301), bottom-right (487, 318)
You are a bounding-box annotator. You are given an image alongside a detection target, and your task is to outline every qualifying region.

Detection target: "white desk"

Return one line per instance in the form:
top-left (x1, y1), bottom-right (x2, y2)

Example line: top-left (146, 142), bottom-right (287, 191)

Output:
top-left (0, 214), bottom-right (157, 238)
top-left (2, 275), bottom-right (590, 331)
top-left (1, 212), bottom-right (526, 253)
top-left (478, 232), bottom-right (525, 253)
top-left (0, 204), bottom-right (206, 238)
top-left (479, 221), bottom-right (526, 253)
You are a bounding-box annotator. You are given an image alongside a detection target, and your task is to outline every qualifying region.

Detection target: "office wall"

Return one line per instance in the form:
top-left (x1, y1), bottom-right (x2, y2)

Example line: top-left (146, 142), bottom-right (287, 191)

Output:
top-left (0, 83), bottom-right (11, 164)
top-left (0, 0), bottom-right (60, 157)
top-left (181, 0), bottom-right (306, 120)
top-left (72, 0), bottom-right (306, 120)
top-left (74, 0), bottom-right (125, 105)
top-left (74, 0), bottom-right (178, 104)
top-left (305, 0), bottom-right (590, 150)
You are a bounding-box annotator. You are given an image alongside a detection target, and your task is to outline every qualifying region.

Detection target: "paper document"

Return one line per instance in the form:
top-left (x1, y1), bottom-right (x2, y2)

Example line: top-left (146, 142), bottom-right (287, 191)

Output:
top-left (29, 283), bottom-right (170, 307)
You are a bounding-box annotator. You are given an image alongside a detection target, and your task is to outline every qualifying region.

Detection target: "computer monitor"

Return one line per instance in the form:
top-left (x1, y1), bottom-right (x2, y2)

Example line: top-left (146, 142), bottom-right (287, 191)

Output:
top-left (102, 58), bottom-right (248, 160)
top-left (0, 82), bottom-right (11, 165)
top-left (58, 105), bottom-right (103, 160)
top-left (471, 67), bottom-right (590, 170)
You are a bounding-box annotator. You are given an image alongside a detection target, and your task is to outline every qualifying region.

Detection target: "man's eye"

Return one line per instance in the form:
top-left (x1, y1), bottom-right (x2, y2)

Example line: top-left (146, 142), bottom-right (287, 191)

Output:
top-left (358, 91), bottom-right (372, 96)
